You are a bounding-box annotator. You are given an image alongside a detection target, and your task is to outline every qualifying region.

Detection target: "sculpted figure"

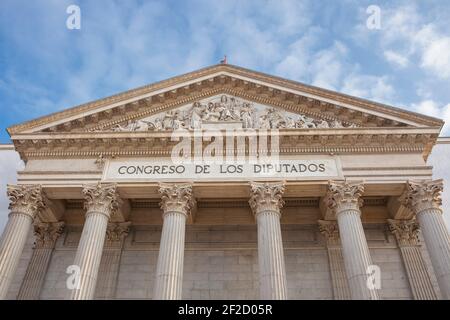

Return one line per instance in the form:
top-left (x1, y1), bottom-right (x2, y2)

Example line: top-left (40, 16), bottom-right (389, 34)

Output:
top-left (153, 118), bottom-right (164, 131)
top-left (204, 102), bottom-right (220, 121)
top-left (133, 120), bottom-right (153, 131)
top-left (190, 102), bottom-right (203, 129)
top-left (229, 97), bottom-right (240, 120)
top-left (284, 116), bottom-right (296, 129)
top-left (331, 119), bottom-right (344, 128)
top-left (316, 120), bottom-right (330, 128)
top-left (258, 115), bottom-right (271, 129)
top-left (241, 103), bottom-right (254, 128)
top-left (297, 115), bottom-right (316, 128)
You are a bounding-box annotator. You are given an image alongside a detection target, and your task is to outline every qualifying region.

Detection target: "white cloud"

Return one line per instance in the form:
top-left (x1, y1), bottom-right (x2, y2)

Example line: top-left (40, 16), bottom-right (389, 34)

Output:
top-left (420, 36), bottom-right (450, 79)
top-left (384, 50), bottom-right (409, 68)
top-left (310, 41), bottom-right (348, 90)
top-left (341, 73), bottom-right (395, 104)
top-left (412, 100), bottom-right (450, 135)
top-left (379, 6), bottom-right (450, 79)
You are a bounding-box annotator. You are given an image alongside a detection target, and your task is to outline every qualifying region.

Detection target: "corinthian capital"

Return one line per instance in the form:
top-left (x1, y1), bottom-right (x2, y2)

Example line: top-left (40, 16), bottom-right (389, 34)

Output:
top-left (33, 221), bottom-right (65, 249)
top-left (323, 181), bottom-right (364, 216)
top-left (249, 181), bottom-right (285, 215)
top-left (318, 220), bottom-right (340, 244)
top-left (7, 184), bottom-right (45, 219)
top-left (400, 180), bottom-right (443, 214)
top-left (82, 183), bottom-right (121, 218)
top-left (106, 222), bottom-right (131, 243)
top-left (387, 219), bottom-right (420, 246)
top-left (159, 183), bottom-right (195, 216)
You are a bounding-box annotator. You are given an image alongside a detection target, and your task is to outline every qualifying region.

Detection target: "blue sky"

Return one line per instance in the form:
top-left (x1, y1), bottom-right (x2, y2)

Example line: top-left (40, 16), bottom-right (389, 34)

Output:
top-left (1, 0), bottom-right (450, 142)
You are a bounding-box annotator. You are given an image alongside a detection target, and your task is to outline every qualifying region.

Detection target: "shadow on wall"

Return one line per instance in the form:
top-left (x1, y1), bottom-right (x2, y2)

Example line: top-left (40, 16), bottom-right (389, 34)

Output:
top-left (0, 147), bottom-right (24, 232)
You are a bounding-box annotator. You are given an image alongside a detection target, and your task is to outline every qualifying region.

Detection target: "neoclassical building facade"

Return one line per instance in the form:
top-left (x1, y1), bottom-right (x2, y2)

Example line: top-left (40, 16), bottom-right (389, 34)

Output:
top-left (0, 64), bottom-right (449, 300)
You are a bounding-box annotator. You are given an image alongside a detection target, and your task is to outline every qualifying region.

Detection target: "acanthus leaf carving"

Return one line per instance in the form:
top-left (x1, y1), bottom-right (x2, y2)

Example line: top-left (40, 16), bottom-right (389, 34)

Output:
top-left (318, 220), bottom-right (340, 245)
top-left (82, 183), bottom-right (121, 218)
top-left (106, 221), bottom-right (131, 243)
top-left (387, 219), bottom-right (421, 246)
top-left (33, 221), bottom-right (65, 249)
top-left (249, 181), bottom-right (285, 215)
top-left (159, 183), bottom-right (196, 216)
top-left (324, 181), bottom-right (364, 216)
top-left (400, 180), bottom-right (443, 214)
top-left (7, 185), bottom-right (45, 219)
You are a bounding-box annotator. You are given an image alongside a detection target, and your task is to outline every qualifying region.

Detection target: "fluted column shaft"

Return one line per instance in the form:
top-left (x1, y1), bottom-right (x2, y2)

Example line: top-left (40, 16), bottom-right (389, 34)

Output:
top-left (338, 209), bottom-right (379, 299)
top-left (318, 220), bottom-right (351, 300)
top-left (324, 181), bottom-right (380, 300)
top-left (153, 183), bottom-right (195, 300)
top-left (94, 222), bottom-right (130, 299)
top-left (250, 181), bottom-right (287, 300)
top-left (17, 222), bottom-right (64, 300)
top-left (388, 219), bottom-right (437, 300)
top-left (153, 212), bottom-right (187, 299)
top-left (69, 183), bottom-right (120, 300)
top-left (401, 180), bottom-right (450, 299)
top-left (0, 185), bottom-right (44, 300)
top-left (417, 211), bottom-right (450, 298)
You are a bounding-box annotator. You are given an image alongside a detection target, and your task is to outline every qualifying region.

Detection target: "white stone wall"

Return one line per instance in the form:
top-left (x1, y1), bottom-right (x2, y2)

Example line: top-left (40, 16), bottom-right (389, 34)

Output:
top-left (6, 224), bottom-right (439, 300)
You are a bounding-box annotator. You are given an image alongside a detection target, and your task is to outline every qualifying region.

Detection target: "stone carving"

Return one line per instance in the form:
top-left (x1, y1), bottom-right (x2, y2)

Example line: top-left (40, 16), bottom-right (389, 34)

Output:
top-left (249, 181), bottom-right (285, 215)
top-left (82, 183), bottom-right (121, 217)
top-left (159, 183), bottom-right (196, 215)
top-left (111, 95), bottom-right (356, 131)
top-left (324, 181), bottom-right (364, 215)
top-left (400, 180), bottom-right (443, 213)
top-left (387, 219), bottom-right (420, 246)
top-left (7, 185), bottom-right (45, 219)
top-left (106, 222), bottom-right (131, 242)
top-left (33, 221), bottom-right (65, 248)
top-left (318, 220), bottom-right (340, 243)
top-left (94, 154), bottom-right (106, 169)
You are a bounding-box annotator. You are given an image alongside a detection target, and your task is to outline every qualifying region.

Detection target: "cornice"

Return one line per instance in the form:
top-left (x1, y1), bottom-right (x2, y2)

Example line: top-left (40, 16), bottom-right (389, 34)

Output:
top-left (7, 64), bottom-right (443, 135)
top-left (10, 127), bottom-right (439, 161)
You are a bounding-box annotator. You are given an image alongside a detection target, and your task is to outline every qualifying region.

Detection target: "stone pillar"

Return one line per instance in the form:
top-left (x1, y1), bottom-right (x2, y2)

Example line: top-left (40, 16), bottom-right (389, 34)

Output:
top-left (0, 185), bottom-right (44, 300)
top-left (387, 219), bottom-right (437, 300)
top-left (324, 181), bottom-right (380, 300)
top-left (95, 222), bottom-right (131, 299)
top-left (153, 183), bottom-right (195, 300)
top-left (17, 221), bottom-right (64, 300)
top-left (249, 181), bottom-right (287, 300)
top-left (69, 183), bottom-right (121, 300)
top-left (318, 220), bottom-right (351, 300)
top-left (400, 179), bottom-right (450, 299)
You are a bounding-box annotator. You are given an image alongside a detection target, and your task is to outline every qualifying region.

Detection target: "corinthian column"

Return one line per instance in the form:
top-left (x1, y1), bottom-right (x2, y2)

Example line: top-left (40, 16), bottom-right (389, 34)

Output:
top-left (387, 219), bottom-right (437, 300)
top-left (153, 183), bottom-right (195, 300)
top-left (0, 185), bottom-right (44, 300)
top-left (17, 221), bottom-right (64, 300)
top-left (318, 220), bottom-right (351, 300)
top-left (324, 181), bottom-right (379, 300)
top-left (69, 183), bottom-right (121, 300)
top-left (249, 181), bottom-right (287, 300)
top-left (400, 179), bottom-right (450, 299)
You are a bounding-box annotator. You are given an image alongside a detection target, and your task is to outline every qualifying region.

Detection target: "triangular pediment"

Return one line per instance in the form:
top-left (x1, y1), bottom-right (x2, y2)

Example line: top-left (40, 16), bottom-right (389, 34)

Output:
top-left (8, 64), bottom-right (443, 136)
